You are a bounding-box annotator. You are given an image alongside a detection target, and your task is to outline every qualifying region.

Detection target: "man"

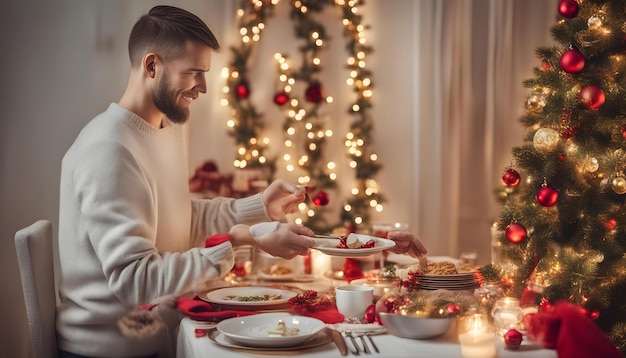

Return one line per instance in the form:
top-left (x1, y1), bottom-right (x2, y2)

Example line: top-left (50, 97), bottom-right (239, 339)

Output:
top-left (57, 6), bottom-right (314, 357)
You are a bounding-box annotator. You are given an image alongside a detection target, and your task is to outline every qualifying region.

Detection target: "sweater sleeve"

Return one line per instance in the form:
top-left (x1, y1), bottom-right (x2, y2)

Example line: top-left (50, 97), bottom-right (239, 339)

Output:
top-left (189, 193), bottom-right (270, 247)
top-left (72, 142), bottom-right (232, 305)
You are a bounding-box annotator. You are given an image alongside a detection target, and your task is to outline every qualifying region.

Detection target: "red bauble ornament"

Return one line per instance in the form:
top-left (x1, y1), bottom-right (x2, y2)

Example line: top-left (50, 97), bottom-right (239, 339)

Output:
top-left (273, 91), bottom-right (289, 106)
top-left (558, 0), bottom-right (579, 18)
top-left (305, 81), bottom-right (324, 103)
top-left (506, 223), bottom-right (527, 243)
top-left (537, 186), bottom-right (558, 207)
top-left (621, 125), bottom-right (626, 140)
top-left (579, 85), bottom-right (605, 110)
top-left (312, 190), bottom-right (329, 206)
top-left (605, 219), bottom-right (617, 230)
top-left (560, 48), bottom-right (585, 74)
top-left (502, 168), bottom-right (521, 187)
top-left (504, 329), bottom-right (523, 350)
top-left (235, 81), bottom-right (250, 99)
top-left (365, 304), bottom-right (378, 323)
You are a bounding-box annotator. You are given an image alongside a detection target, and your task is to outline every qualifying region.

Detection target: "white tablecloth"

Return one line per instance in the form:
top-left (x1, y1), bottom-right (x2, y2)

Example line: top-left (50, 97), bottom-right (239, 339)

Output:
top-left (176, 316), bottom-right (557, 358)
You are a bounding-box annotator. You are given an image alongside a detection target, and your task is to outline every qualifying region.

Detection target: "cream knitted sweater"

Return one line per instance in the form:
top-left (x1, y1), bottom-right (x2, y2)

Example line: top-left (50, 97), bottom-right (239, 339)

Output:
top-left (57, 103), bottom-right (268, 357)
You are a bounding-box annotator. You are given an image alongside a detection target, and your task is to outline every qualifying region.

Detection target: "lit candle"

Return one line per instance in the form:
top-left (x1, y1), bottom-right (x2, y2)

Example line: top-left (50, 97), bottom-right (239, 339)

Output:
top-left (459, 332), bottom-right (497, 358)
top-left (491, 297), bottom-right (524, 336)
top-left (311, 250), bottom-right (331, 277)
top-left (458, 312), bottom-right (497, 358)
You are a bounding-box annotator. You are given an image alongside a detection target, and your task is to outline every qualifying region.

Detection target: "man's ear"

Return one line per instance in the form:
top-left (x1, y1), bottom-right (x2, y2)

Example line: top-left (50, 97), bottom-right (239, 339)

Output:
top-left (143, 53), bottom-right (158, 78)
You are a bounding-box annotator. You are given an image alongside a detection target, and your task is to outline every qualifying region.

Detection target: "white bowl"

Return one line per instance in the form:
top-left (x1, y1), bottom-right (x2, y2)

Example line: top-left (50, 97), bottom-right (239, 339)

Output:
top-left (216, 313), bottom-right (325, 347)
top-left (378, 312), bottom-right (454, 339)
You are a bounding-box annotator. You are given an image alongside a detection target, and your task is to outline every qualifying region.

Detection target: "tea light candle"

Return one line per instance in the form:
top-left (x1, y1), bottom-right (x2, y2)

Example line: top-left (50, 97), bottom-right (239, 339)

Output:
top-left (491, 297), bottom-right (524, 336)
top-left (311, 250), bottom-right (331, 277)
top-left (458, 312), bottom-right (497, 358)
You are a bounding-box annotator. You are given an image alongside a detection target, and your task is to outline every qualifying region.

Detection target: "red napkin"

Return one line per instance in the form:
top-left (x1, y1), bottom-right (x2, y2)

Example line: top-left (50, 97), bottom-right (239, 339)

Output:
top-left (525, 301), bottom-right (620, 358)
top-left (176, 296), bottom-right (257, 322)
top-left (288, 290), bottom-right (345, 324)
top-left (204, 233), bottom-right (231, 248)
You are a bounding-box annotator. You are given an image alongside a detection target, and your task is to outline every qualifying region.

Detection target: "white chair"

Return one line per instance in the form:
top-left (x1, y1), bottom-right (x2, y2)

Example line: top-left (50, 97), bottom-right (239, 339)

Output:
top-left (15, 219), bottom-right (58, 358)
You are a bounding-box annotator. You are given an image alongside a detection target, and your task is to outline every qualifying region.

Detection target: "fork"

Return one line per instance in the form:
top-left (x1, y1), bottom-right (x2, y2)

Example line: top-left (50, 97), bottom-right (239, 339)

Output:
top-left (354, 332), bottom-right (372, 354)
top-left (342, 330), bottom-right (360, 355)
top-left (365, 333), bottom-right (379, 353)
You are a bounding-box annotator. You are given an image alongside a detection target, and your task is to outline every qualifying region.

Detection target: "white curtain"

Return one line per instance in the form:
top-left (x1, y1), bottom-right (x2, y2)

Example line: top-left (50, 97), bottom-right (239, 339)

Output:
top-left (413, 0), bottom-right (555, 259)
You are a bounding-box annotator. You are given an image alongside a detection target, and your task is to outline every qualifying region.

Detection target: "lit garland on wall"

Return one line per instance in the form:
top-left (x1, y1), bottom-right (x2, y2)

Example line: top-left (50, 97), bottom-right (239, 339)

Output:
top-left (221, 0), bottom-right (384, 232)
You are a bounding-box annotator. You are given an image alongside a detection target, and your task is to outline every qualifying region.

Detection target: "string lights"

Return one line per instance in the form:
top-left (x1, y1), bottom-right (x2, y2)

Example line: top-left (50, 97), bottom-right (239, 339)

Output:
top-left (221, 0), bottom-right (384, 232)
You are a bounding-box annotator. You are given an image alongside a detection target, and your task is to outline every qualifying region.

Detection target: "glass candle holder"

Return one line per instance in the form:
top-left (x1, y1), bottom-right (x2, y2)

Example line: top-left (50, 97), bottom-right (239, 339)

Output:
top-left (458, 310), bottom-right (497, 358)
top-left (491, 297), bottom-right (524, 336)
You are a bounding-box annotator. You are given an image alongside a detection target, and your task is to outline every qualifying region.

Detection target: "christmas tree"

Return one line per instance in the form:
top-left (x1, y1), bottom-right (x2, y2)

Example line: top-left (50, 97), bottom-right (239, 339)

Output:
top-left (493, 0), bottom-right (626, 352)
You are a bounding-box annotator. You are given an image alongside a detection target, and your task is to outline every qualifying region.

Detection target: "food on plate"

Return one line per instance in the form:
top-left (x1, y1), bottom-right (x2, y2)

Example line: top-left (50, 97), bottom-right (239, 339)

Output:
top-left (335, 235), bottom-right (376, 249)
top-left (423, 261), bottom-right (458, 275)
top-left (266, 319), bottom-right (300, 337)
top-left (222, 293), bottom-right (282, 302)
top-left (261, 263), bottom-right (293, 276)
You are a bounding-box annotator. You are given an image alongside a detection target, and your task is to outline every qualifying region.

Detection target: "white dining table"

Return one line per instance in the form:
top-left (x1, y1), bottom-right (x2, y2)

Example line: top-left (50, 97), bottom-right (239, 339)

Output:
top-left (176, 315), bottom-right (557, 358)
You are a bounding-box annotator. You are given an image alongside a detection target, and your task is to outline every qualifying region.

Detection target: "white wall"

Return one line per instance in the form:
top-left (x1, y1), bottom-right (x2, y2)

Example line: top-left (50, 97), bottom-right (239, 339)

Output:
top-left (0, 1), bottom-right (552, 356)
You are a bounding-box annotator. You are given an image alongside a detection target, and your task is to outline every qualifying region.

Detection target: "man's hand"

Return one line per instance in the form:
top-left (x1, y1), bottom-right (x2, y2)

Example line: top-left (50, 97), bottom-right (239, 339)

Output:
top-left (262, 179), bottom-right (307, 220)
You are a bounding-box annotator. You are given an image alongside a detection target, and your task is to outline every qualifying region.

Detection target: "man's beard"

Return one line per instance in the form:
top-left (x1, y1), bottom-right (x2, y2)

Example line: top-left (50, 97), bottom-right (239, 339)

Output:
top-left (153, 72), bottom-right (189, 124)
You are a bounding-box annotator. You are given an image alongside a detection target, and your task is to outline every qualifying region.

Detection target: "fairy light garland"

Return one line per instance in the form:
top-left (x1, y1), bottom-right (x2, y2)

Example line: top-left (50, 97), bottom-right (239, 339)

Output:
top-left (222, 0), bottom-right (384, 232)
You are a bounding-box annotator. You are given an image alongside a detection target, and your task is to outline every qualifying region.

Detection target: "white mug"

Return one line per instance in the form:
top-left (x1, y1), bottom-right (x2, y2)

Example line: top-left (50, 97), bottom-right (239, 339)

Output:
top-left (335, 285), bottom-right (374, 321)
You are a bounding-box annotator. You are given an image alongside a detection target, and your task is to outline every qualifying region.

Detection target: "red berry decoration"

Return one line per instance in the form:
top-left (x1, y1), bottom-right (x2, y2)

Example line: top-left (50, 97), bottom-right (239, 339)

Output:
top-left (558, 0), bottom-right (579, 18)
top-left (235, 80), bottom-right (250, 99)
top-left (559, 48), bottom-right (585, 74)
top-left (305, 81), bottom-right (324, 103)
top-left (312, 190), bottom-right (329, 206)
top-left (273, 91), bottom-right (289, 106)
top-left (506, 223), bottom-right (527, 243)
top-left (621, 125), bottom-right (626, 140)
top-left (504, 329), bottom-right (523, 350)
top-left (501, 168), bottom-right (521, 187)
top-left (537, 185), bottom-right (558, 207)
top-left (446, 304), bottom-right (460, 315)
top-left (578, 85), bottom-right (605, 110)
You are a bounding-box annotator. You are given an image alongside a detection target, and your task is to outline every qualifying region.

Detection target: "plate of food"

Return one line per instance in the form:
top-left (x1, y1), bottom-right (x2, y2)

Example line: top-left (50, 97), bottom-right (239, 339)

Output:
top-left (257, 263), bottom-right (297, 281)
top-left (215, 313), bottom-right (326, 348)
top-left (312, 233), bottom-right (396, 257)
top-left (203, 286), bottom-right (298, 310)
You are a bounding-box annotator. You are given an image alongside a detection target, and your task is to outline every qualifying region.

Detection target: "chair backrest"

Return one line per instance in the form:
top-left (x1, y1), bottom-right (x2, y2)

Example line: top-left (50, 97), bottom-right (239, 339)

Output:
top-left (15, 220), bottom-right (58, 358)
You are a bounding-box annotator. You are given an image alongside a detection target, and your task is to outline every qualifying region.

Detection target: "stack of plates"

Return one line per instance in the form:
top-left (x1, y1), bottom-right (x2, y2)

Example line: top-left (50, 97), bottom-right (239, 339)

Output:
top-left (417, 271), bottom-right (478, 290)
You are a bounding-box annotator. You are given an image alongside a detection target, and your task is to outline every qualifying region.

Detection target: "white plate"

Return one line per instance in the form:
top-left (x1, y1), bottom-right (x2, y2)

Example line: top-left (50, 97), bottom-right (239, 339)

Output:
top-left (313, 233), bottom-right (396, 257)
top-left (216, 313), bottom-right (326, 348)
top-left (257, 271), bottom-right (297, 281)
top-left (209, 327), bottom-right (332, 350)
top-left (204, 287), bottom-right (298, 308)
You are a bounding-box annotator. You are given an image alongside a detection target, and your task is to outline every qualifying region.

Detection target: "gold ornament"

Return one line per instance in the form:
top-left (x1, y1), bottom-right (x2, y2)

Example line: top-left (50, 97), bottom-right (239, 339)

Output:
top-left (584, 157), bottom-right (599, 173)
top-left (587, 16), bottom-right (602, 30)
top-left (611, 176), bottom-right (626, 194)
top-left (526, 92), bottom-right (547, 111)
top-left (533, 128), bottom-right (560, 153)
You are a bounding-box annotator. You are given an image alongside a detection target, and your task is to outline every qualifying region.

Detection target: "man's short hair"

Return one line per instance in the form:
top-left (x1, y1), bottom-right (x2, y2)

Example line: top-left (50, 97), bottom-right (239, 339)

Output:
top-left (128, 5), bottom-right (220, 65)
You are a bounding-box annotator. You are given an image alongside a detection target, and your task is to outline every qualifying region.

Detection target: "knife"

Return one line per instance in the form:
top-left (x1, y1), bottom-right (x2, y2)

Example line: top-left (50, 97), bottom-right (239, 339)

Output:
top-left (329, 328), bottom-right (348, 356)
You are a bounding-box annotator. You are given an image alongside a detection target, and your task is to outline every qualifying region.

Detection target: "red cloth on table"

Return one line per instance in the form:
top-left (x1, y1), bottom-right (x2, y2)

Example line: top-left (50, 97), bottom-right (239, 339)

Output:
top-left (525, 301), bottom-right (620, 358)
top-left (176, 297), bottom-right (257, 322)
